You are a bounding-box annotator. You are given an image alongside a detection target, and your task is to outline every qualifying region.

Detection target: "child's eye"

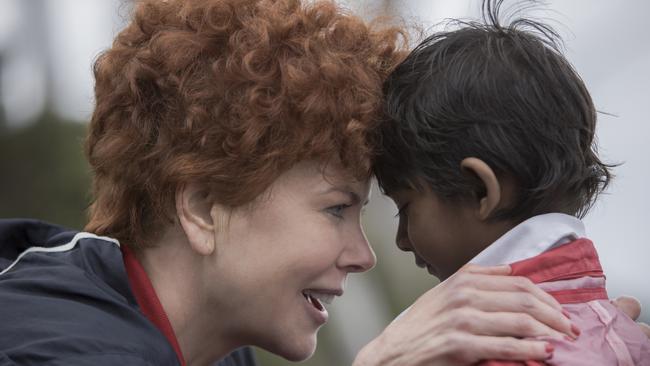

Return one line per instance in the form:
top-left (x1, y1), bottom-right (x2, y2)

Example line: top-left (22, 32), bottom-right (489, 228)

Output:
top-left (394, 203), bottom-right (409, 218)
top-left (326, 204), bottom-right (351, 218)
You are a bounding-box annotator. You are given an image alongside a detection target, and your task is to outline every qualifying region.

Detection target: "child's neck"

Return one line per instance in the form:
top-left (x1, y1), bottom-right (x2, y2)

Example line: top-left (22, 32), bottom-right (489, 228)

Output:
top-left (463, 213), bottom-right (585, 270)
top-left (441, 217), bottom-right (518, 280)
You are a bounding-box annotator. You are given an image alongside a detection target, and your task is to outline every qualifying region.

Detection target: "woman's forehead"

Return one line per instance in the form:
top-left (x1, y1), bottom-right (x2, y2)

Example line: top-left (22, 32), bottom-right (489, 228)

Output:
top-left (277, 161), bottom-right (371, 199)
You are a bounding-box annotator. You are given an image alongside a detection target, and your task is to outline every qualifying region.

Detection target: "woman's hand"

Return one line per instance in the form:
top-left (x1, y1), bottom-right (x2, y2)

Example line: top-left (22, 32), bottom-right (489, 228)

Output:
top-left (353, 264), bottom-right (575, 366)
top-left (612, 296), bottom-right (650, 338)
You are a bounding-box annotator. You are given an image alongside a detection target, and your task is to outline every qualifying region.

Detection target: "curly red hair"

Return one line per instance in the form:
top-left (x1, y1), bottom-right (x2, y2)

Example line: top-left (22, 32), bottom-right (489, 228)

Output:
top-left (84, 0), bottom-right (406, 248)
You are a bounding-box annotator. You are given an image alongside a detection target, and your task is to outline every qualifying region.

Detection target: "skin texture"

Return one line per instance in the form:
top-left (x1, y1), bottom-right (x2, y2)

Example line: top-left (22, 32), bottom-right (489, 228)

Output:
top-left (139, 161), bottom-right (374, 364)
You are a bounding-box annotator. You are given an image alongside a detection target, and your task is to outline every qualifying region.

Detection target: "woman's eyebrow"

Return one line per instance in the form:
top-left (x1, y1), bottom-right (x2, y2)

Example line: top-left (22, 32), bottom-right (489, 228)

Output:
top-left (319, 186), bottom-right (369, 206)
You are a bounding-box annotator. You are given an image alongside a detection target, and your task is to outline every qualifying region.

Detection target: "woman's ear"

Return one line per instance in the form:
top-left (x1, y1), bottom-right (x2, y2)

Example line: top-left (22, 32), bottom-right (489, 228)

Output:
top-left (176, 183), bottom-right (216, 256)
top-left (460, 157), bottom-right (501, 221)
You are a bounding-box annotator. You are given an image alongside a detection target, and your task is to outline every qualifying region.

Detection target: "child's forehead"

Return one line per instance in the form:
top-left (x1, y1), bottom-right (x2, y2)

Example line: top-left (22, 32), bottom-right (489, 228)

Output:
top-left (386, 185), bottom-right (422, 203)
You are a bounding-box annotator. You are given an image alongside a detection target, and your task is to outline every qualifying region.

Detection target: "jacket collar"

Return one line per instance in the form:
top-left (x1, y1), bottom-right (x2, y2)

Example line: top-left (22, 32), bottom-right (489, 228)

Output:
top-left (469, 213), bottom-right (586, 266)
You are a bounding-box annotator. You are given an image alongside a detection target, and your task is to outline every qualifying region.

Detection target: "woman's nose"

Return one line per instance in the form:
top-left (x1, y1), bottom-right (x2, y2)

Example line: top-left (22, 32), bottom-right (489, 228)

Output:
top-left (339, 232), bottom-right (376, 273)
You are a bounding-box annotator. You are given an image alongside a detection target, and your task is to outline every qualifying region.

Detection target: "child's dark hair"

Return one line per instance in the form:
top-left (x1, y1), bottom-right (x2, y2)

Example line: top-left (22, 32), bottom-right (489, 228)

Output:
top-left (373, 0), bottom-right (612, 220)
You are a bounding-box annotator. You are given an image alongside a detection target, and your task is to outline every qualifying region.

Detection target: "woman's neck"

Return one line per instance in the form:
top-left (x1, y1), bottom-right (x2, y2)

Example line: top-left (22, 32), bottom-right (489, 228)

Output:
top-left (139, 228), bottom-right (238, 365)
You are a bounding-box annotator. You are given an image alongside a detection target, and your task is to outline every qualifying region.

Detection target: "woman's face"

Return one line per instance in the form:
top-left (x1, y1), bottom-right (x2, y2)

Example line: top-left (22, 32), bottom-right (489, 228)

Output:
top-left (207, 161), bottom-right (375, 361)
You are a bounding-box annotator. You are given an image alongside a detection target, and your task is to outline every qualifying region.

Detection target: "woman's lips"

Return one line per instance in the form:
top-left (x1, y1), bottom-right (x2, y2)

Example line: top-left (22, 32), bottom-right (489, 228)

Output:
top-left (300, 288), bottom-right (342, 325)
top-left (301, 292), bottom-right (328, 325)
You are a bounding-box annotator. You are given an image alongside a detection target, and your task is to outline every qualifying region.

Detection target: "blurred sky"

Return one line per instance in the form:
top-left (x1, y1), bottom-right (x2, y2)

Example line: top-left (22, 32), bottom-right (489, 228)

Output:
top-left (0, 0), bottom-right (126, 125)
top-left (1, 0), bottom-right (648, 364)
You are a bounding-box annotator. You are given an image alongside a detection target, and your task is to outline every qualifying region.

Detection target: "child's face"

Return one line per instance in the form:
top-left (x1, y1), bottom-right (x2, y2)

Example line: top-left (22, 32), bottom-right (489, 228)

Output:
top-left (388, 183), bottom-right (501, 280)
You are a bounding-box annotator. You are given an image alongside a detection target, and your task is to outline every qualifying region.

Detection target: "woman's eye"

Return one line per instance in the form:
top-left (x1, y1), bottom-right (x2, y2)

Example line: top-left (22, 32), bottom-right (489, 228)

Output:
top-left (326, 204), bottom-right (350, 218)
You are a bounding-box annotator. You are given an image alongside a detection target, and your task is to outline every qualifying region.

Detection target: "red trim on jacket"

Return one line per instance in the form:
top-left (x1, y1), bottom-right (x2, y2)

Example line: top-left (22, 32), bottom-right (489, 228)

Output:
top-left (546, 287), bottom-right (608, 304)
top-left (509, 238), bottom-right (608, 304)
top-left (122, 246), bottom-right (186, 366)
top-left (510, 238), bottom-right (603, 283)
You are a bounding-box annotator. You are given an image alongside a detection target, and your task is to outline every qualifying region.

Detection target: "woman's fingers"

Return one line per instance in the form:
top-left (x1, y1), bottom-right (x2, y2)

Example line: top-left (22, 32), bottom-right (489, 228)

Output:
top-left (610, 296), bottom-right (650, 339)
top-left (439, 333), bottom-right (553, 364)
top-left (611, 296), bottom-right (641, 320)
top-left (473, 336), bottom-right (553, 363)
top-left (451, 308), bottom-right (568, 340)
top-left (438, 271), bottom-right (576, 338)
top-left (446, 270), bottom-right (563, 312)
top-left (464, 290), bottom-right (578, 339)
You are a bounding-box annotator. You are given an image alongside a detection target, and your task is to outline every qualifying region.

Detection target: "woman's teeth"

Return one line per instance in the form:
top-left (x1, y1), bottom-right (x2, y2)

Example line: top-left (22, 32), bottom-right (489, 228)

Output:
top-left (302, 290), bottom-right (334, 311)
top-left (312, 292), bottom-right (334, 305)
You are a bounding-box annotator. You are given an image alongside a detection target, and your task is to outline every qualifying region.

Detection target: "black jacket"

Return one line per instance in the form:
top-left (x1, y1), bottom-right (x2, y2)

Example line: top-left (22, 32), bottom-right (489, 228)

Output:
top-left (0, 219), bottom-right (256, 366)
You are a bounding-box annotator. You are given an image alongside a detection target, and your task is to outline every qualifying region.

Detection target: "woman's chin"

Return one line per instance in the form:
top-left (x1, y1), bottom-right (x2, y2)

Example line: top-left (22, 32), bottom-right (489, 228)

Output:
top-left (273, 334), bottom-right (318, 362)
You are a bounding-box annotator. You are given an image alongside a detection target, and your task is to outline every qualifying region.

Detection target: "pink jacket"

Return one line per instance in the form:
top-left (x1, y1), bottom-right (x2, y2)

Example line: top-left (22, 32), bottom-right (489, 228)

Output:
top-left (480, 238), bottom-right (650, 365)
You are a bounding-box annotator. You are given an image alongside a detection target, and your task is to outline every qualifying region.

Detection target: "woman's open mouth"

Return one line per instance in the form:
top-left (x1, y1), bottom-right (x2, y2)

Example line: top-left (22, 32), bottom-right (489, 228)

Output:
top-left (301, 289), bottom-right (338, 324)
top-left (303, 291), bottom-right (324, 311)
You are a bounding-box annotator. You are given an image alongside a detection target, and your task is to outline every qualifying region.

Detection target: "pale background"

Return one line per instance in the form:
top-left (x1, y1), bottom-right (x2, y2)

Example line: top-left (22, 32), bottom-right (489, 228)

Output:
top-left (0, 1), bottom-right (648, 365)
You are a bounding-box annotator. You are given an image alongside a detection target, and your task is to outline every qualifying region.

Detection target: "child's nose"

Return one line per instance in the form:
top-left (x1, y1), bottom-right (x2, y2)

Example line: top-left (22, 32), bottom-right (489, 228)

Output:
top-left (395, 232), bottom-right (412, 252)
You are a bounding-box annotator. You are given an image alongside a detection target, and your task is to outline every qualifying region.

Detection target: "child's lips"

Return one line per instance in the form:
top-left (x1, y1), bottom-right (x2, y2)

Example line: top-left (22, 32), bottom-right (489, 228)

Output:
top-left (414, 256), bottom-right (437, 275)
top-left (414, 256), bottom-right (427, 268)
top-left (425, 265), bottom-right (437, 276)
top-left (413, 254), bottom-right (439, 276)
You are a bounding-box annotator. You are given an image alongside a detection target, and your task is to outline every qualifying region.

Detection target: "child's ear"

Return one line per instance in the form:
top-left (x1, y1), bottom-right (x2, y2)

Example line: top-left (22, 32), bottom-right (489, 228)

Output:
top-left (176, 183), bottom-right (217, 256)
top-left (460, 157), bottom-right (501, 221)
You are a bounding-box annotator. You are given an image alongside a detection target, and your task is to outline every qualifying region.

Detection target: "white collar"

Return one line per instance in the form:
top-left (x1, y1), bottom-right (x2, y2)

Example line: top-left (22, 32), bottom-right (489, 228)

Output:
top-left (468, 213), bottom-right (586, 266)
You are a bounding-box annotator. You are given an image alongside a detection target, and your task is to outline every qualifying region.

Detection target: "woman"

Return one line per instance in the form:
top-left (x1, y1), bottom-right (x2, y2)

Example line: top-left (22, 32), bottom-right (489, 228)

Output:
top-left (0, 0), bottom-right (618, 365)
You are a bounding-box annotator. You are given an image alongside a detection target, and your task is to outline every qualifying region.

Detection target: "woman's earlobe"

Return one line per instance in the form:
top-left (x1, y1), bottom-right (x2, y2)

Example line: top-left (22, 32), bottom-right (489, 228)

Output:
top-left (176, 183), bottom-right (216, 256)
top-left (460, 157), bottom-right (501, 221)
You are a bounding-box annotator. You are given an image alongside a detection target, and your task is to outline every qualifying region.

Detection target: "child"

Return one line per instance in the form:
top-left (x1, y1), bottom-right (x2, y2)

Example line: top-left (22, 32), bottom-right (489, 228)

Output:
top-left (373, 0), bottom-right (650, 364)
